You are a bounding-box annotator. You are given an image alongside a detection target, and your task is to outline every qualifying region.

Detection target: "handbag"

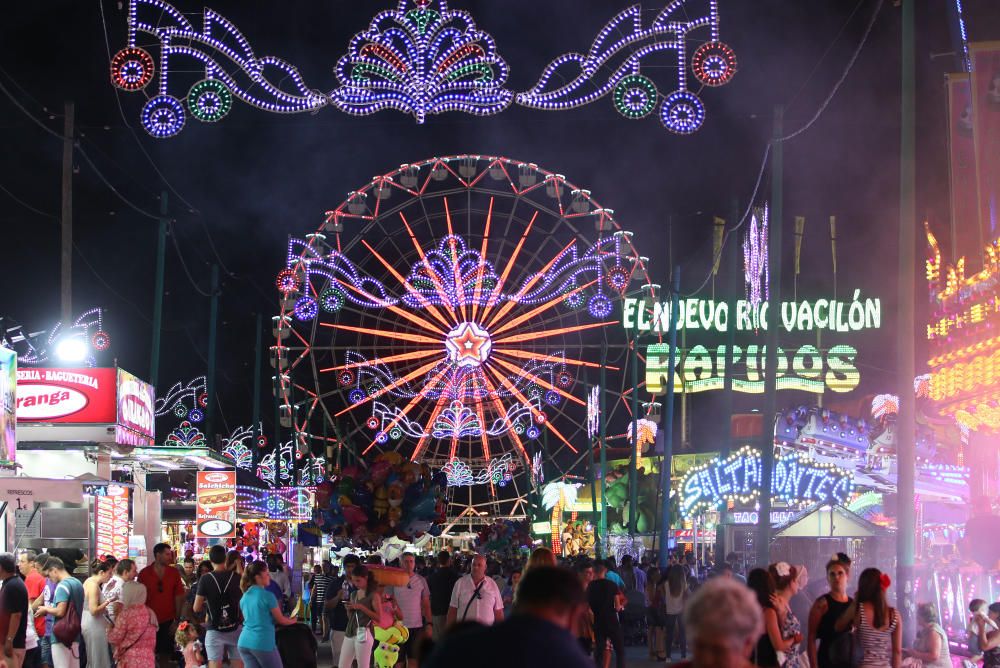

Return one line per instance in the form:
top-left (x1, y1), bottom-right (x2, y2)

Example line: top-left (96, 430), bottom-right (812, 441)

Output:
top-left (52, 582), bottom-right (81, 648)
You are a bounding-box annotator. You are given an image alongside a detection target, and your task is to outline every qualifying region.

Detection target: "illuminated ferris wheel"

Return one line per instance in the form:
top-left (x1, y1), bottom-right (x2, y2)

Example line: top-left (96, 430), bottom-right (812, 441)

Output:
top-left (273, 156), bottom-right (661, 516)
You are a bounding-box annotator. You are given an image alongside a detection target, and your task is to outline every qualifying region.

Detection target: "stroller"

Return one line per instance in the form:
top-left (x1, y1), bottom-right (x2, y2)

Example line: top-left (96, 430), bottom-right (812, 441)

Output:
top-left (621, 590), bottom-right (648, 646)
top-left (277, 622), bottom-right (318, 668)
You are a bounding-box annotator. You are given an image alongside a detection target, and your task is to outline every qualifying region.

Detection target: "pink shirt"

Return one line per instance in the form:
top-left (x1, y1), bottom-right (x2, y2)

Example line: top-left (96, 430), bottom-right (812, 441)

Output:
top-left (107, 604), bottom-right (158, 668)
top-left (182, 640), bottom-right (204, 668)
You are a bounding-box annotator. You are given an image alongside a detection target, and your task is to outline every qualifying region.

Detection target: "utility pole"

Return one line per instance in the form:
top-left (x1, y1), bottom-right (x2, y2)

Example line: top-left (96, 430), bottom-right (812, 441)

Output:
top-left (60, 101), bottom-right (74, 323)
top-left (897, 0), bottom-right (917, 642)
top-left (757, 106), bottom-right (784, 568)
top-left (252, 312), bottom-right (263, 458)
top-left (206, 265), bottom-right (220, 443)
top-left (717, 198), bottom-right (740, 566)
top-left (628, 329), bottom-right (640, 535)
top-left (599, 340), bottom-right (608, 558)
top-left (659, 266), bottom-right (680, 569)
top-left (149, 192), bottom-right (168, 386)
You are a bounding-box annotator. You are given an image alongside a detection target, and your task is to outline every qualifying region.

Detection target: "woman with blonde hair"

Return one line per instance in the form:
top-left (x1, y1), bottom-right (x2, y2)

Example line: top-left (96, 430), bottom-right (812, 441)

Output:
top-left (107, 581), bottom-right (158, 668)
top-left (524, 547), bottom-right (556, 573)
top-left (902, 603), bottom-right (950, 667)
top-left (671, 577), bottom-right (763, 668)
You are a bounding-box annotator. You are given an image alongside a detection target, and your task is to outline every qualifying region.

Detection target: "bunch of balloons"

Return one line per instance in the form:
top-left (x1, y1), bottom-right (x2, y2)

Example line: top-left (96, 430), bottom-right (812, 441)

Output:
top-left (311, 453), bottom-right (448, 546)
top-left (474, 519), bottom-right (530, 556)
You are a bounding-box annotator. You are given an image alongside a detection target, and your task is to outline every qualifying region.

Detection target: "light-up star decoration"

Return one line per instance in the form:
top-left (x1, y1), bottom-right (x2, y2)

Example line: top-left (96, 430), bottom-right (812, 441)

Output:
top-left (445, 322), bottom-right (492, 368)
top-left (114, 0), bottom-right (733, 136)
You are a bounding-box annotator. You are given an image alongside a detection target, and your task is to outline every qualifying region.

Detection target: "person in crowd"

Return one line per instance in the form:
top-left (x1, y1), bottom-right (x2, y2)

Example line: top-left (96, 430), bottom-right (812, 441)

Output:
top-left (107, 581), bottom-right (158, 668)
top-left (265, 556), bottom-right (290, 613)
top-left (29, 554), bottom-right (54, 668)
top-left (664, 564), bottom-right (688, 660)
top-left (447, 555), bottom-right (503, 627)
top-left (670, 576), bottom-right (763, 668)
top-left (19, 552), bottom-right (46, 668)
top-left (769, 562), bottom-right (804, 668)
top-left (81, 559), bottom-right (114, 668)
top-left (588, 562), bottom-right (625, 668)
top-left (747, 568), bottom-right (780, 668)
top-left (237, 560), bottom-right (297, 668)
top-left (426, 566), bottom-right (593, 668)
top-left (185, 561), bottom-right (213, 624)
top-left (427, 551), bottom-right (457, 642)
top-left (175, 620), bottom-right (205, 668)
top-left (603, 558), bottom-right (625, 589)
top-left (388, 552), bottom-right (432, 668)
top-left (902, 603), bottom-right (950, 667)
top-left (790, 566), bottom-right (811, 632)
top-left (646, 566), bottom-right (665, 661)
top-left (0, 553), bottom-right (29, 668)
top-left (138, 543), bottom-right (186, 668)
top-left (193, 545), bottom-right (244, 668)
top-left (978, 602), bottom-right (1000, 667)
top-left (835, 568), bottom-right (901, 668)
top-left (574, 561), bottom-right (595, 656)
top-left (523, 548), bottom-right (556, 575)
top-left (180, 558), bottom-right (196, 590)
top-left (328, 554), bottom-right (359, 662)
top-left (338, 565), bottom-right (385, 668)
top-left (308, 565), bottom-right (329, 638)
top-left (967, 598), bottom-right (994, 666)
top-left (619, 555), bottom-right (646, 596)
top-left (34, 557), bottom-right (83, 668)
top-left (102, 559), bottom-right (137, 625)
top-left (500, 569), bottom-right (521, 620)
top-left (807, 553), bottom-right (853, 668)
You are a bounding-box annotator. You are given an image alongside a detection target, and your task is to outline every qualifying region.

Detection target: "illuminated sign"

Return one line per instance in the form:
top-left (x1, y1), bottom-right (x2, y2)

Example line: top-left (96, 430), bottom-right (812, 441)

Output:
top-left (15, 368), bottom-right (117, 422)
top-left (196, 470), bottom-right (237, 538)
top-left (679, 446), bottom-right (853, 517)
top-left (236, 486), bottom-right (314, 521)
top-left (0, 348), bottom-right (14, 464)
top-left (95, 485), bottom-right (130, 559)
top-left (116, 368), bottom-right (155, 446)
top-left (645, 343), bottom-right (860, 394)
top-left (730, 510), bottom-right (798, 525)
top-left (622, 290), bottom-right (881, 333)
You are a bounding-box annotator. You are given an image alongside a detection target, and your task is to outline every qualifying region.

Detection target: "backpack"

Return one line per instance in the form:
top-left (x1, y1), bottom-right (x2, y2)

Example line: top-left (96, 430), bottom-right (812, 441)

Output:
top-left (206, 572), bottom-right (240, 633)
top-left (52, 581), bottom-right (81, 648)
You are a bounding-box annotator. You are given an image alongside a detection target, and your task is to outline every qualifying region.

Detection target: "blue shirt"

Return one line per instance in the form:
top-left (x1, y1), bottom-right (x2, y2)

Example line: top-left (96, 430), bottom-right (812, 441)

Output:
top-left (53, 578), bottom-right (84, 642)
top-left (606, 571), bottom-right (625, 588)
top-left (238, 586), bottom-right (278, 651)
top-left (42, 580), bottom-right (56, 636)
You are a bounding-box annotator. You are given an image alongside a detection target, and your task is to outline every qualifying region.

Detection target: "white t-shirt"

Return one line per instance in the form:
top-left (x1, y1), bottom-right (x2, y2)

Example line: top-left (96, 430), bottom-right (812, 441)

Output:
top-left (449, 575), bottom-right (503, 626)
top-left (389, 573), bottom-right (429, 628)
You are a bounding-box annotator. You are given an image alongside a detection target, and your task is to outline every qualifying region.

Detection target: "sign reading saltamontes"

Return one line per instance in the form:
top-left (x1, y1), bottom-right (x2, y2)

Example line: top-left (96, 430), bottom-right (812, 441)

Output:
top-left (196, 470), bottom-right (236, 538)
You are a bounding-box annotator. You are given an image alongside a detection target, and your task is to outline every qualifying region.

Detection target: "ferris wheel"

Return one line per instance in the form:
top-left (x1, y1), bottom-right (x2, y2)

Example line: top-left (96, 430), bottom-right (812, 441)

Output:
top-left (273, 156), bottom-right (662, 519)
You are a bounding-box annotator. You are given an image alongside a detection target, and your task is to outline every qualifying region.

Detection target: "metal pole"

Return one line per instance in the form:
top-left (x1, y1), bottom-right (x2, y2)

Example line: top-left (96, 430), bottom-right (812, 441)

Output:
top-left (659, 266), bottom-right (680, 569)
top-left (206, 264), bottom-right (220, 443)
top-left (599, 341), bottom-right (608, 559)
top-left (251, 312), bottom-right (263, 462)
top-left (150, 193), bottom-right (168, 386)
top-left (717, 199), bottom-right (740, 567)
top-left (757, 106), bottom-right (783, 568)
top-left (628, 330), bottom-right (640, 536)
top-left (60, 101), bottom-right (74, 324)
top-left (897, 0), bottom-right (917, 641)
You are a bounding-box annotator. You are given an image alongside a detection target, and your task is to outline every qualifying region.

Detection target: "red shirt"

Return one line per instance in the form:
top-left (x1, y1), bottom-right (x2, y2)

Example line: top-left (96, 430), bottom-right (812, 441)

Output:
top-left (24, 571), bottom-right (45, 637)
top-left (138, 564), bottom-right (184, 623)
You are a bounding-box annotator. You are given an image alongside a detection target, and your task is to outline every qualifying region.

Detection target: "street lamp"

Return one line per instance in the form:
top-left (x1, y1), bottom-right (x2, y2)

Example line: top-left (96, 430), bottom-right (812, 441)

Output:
top-left (55, 335), bottom-right (88, 363)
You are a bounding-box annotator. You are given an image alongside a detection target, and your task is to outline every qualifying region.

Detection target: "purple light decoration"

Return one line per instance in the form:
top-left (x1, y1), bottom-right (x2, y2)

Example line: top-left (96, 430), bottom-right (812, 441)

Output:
top-left (330, 0), bottom-right (513, 122)
top-left (188, 408), bottom-right (204, 423)
top-left (545, 390), bottom-right (560, 405)
top-left (660, 90), bottom-right (705, 135)
top-left (293, 296), bottom-right (319, 321)
top-left (743, 204), bottom-right (769, 312)
top-left (588, 294), bottom-right (613, 318)
top-left (141, 95), bottom-right (186, 138)
top-left (526, 425), bottom-right (541, 439)
top-left (349, 389), bottom-right (365, 403)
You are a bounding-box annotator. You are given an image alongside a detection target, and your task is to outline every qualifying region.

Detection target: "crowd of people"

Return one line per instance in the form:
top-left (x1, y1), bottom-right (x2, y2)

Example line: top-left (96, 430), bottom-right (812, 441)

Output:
top-left (0, 544), bottom-right (998, 668)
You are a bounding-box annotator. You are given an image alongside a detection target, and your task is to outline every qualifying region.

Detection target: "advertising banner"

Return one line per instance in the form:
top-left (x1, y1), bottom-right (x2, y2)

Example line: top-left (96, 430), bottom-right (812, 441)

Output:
top-left (116, 368), bottom-right (155, 446)
top-left (0, 348), bottom-right (14, 464)
top-left (15, 368), bottom-right (117, 423)
top-left (970, 43), bottom-right (1000, 243)
top-left (95, 485), bottom-right (130, 560)
top-left (196, 470), bottom-right (236, 538)
top-left (946, 73), bottom-right (981, 262)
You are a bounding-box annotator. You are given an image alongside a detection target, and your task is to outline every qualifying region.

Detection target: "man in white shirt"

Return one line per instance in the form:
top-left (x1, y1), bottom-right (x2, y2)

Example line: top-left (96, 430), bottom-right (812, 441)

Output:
top-left (388, 553), bottom-right (432, 668)
top-left (446, 555), bottom-right (503, 627)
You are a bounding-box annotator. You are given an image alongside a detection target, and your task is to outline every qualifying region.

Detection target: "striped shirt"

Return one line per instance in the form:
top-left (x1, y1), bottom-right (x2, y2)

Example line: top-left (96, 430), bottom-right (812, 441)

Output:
top-left (856, 604), bottom-right (898, 667)
top-left (311, 574), bottom-right (331, 603)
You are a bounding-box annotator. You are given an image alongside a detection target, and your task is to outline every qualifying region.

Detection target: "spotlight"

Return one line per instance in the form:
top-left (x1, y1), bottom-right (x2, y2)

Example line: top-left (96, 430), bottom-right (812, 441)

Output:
top-left (55, 336), bottom-right (88, 363)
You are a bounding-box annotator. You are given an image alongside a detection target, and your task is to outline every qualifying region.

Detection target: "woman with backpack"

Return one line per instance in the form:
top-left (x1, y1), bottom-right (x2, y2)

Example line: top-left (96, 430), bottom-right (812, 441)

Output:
top-left (107, 581), bottom-right (158, 668)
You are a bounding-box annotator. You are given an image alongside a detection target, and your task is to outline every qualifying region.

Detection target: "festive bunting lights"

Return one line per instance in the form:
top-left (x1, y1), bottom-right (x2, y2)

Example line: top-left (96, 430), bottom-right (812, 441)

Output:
top-left (743, 205), bottom-right (769, 313)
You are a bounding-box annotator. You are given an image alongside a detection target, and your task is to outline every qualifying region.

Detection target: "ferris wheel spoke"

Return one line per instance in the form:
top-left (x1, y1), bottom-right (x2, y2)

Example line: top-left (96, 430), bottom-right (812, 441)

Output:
top-left (362, 364), bottom-right (452, 455)
top-left (442, 198), bottom-right (470, 323)
top-left (477, 370), bottom-right (530, 465)
top-left (362, 226), bottom-right (454, 330)
top-left (409, 390), bottom-right (454, 462)
top-left (486, 238), bottom-right (578, 330)
top-left (473, 399), bottom-right (492, 461)
top-left (469, 196), bottom-right (494, 322)
top-left (479, 211), bottom-right (538, 322)
top-left (399, 213), bottom-right (461, 326)
top-left (493, 320), bottom-right (617, 345)
top-left (319, 348), bottom-right (442, 373)
top-left (482, 364), bottom-right (578, 455)
top-left (490, 278), bottom-right (597, 337)
top-left (334, 357), bottom-right (442, 417)
top-left (488, 356), bottom-right (585, 407)
top-left (492, 348), bottom-right (619, 371)
top-left (321, 323), bottom-right (440, 346)
top-left (335, 260), bottom-right (446, 336)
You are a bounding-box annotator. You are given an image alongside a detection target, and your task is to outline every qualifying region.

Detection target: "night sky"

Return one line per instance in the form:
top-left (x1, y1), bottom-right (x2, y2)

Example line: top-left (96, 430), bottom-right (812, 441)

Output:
top-left (3, 0), bottom-right (999, 449)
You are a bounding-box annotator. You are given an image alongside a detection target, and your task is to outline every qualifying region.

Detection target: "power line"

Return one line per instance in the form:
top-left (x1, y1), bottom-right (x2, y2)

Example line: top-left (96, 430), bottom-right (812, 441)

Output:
top-left (169, 221), bottom-right (213, 297)
top-left (75, 143), bottom-right (162, 220)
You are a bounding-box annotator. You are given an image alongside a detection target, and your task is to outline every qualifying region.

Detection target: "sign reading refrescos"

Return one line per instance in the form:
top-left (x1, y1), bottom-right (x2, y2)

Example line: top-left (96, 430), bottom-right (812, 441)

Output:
top-left (679, 446), bottom-right (853, 517)
top-left (196, 470), bottom-right (237, 538)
